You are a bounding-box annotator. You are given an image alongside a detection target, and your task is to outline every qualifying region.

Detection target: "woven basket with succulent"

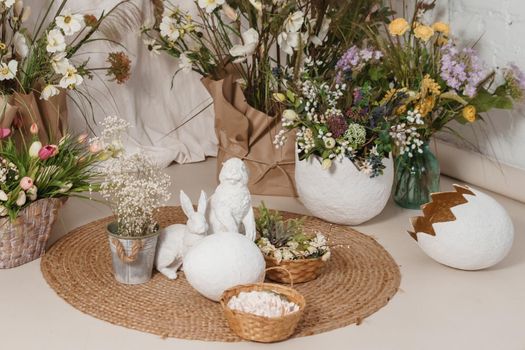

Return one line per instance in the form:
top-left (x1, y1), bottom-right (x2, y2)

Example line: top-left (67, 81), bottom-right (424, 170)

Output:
top-left (255, 203), bottom-right (330, 284)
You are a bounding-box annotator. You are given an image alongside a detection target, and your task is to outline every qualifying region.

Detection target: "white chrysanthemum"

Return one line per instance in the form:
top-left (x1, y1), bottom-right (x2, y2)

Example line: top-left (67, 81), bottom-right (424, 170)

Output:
top-left (46, 29), bottom-right (66, 53)
top-left (51, 52), bottom-right (69, 74)
top-left (59, 65), bottom-right (83, 89)
top-left (0, 60), bottom-right (17, 81)
top-left (159, 16), bottom-right (180, 42)
top-left (40, 85), bottom-right (60, 100)
top-left (197, 0), bottom-right (224, 14)
top-left (13, 32), bottom-right (28, 58)
top-left (55, 10), bottom-right (85, 36)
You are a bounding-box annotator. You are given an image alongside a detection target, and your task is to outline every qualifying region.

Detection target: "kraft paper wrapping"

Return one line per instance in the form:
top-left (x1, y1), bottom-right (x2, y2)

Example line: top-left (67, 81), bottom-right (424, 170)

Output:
top-left (0, 91), bottom-right (68, 145)
top-left (203, 76), bottom-right (297, 197)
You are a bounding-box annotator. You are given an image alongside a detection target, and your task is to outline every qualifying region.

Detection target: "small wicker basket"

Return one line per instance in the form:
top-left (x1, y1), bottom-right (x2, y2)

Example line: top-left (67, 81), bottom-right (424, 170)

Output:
top-left (220, 268), bottom-right (306, 343)
top-left (0, 198), bottom-right (62, 269)
top-left (264, 255), bottom-right (325, 284)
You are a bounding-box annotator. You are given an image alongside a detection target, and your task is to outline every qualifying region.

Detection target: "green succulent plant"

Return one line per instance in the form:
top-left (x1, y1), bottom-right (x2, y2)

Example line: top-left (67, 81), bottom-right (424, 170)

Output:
top-left (255, 202), bottom-right (305, 248)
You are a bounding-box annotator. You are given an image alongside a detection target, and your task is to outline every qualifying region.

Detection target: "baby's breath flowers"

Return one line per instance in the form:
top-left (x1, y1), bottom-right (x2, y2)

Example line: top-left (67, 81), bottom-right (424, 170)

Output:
top-left (100, 153), bottom-right (171, 237)
top-left (97, 116), bottom-right (171, 237)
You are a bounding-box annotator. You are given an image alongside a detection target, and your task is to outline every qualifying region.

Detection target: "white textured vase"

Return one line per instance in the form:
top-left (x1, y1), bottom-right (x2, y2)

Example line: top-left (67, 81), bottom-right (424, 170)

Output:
top-left (295, 153), bottom-right (394, 225)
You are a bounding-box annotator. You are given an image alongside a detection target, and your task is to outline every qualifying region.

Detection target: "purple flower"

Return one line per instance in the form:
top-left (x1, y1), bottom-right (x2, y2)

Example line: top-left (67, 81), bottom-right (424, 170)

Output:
top-left (336, 45), bottom-right (383, 83)
top-left (327, 114), bottom-right (349, 138)
top-left (440, 43), bottom-right (486, 97)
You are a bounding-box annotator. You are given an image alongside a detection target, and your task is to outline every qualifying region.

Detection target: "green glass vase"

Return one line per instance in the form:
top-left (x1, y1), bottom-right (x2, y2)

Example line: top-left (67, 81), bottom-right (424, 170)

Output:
top-left (393, 142), bottom-right (440, 209)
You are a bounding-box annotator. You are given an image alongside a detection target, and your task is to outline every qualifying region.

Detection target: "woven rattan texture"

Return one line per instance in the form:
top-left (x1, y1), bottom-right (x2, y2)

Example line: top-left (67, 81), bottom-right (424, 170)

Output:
top-left (1, 198), bottom-right (62, 269)
top-left (41, 206), bottom-right (401, 342)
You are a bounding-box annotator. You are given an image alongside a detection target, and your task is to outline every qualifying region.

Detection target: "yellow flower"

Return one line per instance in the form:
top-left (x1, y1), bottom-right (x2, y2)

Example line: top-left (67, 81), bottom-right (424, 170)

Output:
top-left (416, 96), bottom-right (436, 116)
top-left (432, 22), bottom-right (450, 36)
top-left (414, 25), bottom-right (435, 42)
top-left (396, 105), bottom-right (407, 115)
top-left (462, 105), bottom-right (477, 123)
top-left (388, 18), bottom-right (410, 36)
top-left (0, 42), bottom-right (5, 51)
top-left (421, 74), bottom-right (441, 97)
top-left (436, 35), bottom-right (449, 46)
top-left (380, 88), bottom-right (398, 105)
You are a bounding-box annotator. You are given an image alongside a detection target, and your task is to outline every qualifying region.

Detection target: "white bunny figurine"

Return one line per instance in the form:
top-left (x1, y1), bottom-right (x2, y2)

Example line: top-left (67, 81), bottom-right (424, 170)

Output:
top-left (155, 190), bottom-right (208, 280)
top-left (207, 158), bottom-right (256, 241)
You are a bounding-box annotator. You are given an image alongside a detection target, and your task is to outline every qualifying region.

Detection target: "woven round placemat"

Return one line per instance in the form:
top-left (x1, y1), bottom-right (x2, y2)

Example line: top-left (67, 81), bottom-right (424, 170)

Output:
top-left (41, 207), bottom-right (401, 342)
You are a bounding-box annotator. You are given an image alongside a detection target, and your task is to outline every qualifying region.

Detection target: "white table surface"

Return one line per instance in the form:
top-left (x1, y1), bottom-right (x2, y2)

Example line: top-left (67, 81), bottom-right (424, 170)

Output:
top-left (1, 158), bottom-right (524, 350)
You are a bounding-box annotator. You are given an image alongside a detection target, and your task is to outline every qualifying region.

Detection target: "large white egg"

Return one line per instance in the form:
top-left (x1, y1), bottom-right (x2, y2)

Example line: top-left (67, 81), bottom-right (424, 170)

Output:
top-left (183, 232), bottom-right (265, 301)
top-left (410, 185), bottom-right (514, 270)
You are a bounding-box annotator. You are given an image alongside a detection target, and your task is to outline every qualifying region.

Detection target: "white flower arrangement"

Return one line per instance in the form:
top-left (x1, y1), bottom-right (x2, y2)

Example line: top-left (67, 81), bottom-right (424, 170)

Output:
top-left (0, 0), bottom-right (136, 100)
top-left (98, 116), bottom-right (171, 238)
top-left (100, 152), bottom-right (171, 237)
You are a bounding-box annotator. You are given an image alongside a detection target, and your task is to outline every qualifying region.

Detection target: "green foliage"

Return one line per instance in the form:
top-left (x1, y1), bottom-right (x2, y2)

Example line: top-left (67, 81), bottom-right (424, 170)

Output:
top-left (0, 134), bottom-right (101, 220)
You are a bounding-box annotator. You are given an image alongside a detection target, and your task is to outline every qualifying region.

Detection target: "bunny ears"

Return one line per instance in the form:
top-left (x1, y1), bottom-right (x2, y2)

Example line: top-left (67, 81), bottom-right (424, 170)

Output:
top-left (180, 190), bottom-right (208, 218)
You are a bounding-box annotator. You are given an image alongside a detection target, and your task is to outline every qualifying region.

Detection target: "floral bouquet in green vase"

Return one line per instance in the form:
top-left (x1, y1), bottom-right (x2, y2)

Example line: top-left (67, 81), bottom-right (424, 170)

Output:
top-left (371, 1), bottom-right (525, 209)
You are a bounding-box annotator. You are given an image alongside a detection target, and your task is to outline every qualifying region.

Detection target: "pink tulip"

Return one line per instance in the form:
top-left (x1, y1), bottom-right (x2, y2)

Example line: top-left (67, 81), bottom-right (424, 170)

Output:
top-left (77, 133), bottom-right (89, 144)
top-left (0, 128), bottom-right (11, 139)
top-left (20, 177), bottom-right (33, 191)
top-left (30, 123), bottom-right (38, 135)
top-left (38, 145), bottom-right (59, 160)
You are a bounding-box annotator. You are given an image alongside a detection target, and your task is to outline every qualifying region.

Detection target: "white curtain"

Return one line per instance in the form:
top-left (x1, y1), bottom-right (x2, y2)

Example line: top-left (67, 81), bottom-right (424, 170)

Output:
top-left (25, 0), bottom-right (218, 167)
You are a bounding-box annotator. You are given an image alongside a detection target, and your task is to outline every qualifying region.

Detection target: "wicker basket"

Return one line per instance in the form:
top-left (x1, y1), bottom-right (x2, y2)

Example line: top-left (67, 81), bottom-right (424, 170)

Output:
top-left (0, 198), bottom-right (62, 269)
top-left (220, 273), bottom-right (306, 343)
top-left (264, 255), bottom-right (325, 284)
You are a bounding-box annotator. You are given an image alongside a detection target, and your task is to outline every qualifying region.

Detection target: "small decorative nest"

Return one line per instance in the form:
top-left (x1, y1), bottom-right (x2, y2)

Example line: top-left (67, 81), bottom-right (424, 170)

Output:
top-left (220, 282), bottom-right (306, 343)
top-left (264, 255), bottom-right (326, 284)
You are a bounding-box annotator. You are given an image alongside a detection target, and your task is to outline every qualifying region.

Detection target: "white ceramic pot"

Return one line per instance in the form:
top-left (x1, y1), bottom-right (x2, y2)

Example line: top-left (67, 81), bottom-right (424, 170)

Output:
top-left (295, 153), bottom-right (394, 225)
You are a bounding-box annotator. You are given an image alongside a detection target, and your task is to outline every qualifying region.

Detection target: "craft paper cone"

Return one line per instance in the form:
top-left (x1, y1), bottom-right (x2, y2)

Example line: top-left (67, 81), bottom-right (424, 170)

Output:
top-left (36, 89), bottom-right (68, 142)
top-left (0, 95), bottom-right (18, 129)
top-left (13, 92), bottom-right (50, 144)
top-left (203, 76), bottom-right (297, 197)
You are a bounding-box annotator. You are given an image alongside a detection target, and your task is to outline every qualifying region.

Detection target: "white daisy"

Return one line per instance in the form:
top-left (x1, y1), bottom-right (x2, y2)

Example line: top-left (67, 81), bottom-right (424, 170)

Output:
top-left (197, 0), bottom-right (225, 14)
top-left (0, 60), bottom-right (18, 81)
top-left (40, 85), bottom-right (60, 100)
top-left (46, 29), bottom-right (66, 53)
top-left (178, 53), bottom-right (192, 73)
top-left (51, 52), bottom-right (69, 74)
top-left (59, 65), bottom-right (83, 89)
top-left (159, 16), bottom-right (180, 42)
top-left (55, 10), bottom-right (85, 36)
top-left (143, 38), bottom-right (161, 56)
